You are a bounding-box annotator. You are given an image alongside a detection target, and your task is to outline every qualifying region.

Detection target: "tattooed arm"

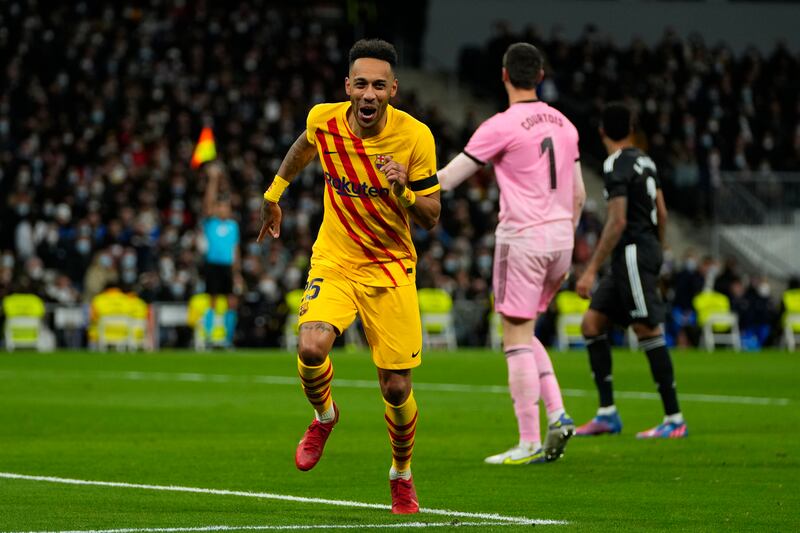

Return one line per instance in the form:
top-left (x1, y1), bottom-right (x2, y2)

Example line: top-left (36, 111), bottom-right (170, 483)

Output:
top-left (276, 132), bottom-right (318, 181)
top-left (258, 132), bottom-right (318, 241)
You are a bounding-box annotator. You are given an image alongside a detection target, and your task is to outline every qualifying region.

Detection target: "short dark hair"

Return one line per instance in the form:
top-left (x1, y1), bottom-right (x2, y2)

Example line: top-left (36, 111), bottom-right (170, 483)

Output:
top-left (502, 43), bottom-right (543, 89)
top-left (348, 39), bottom-right (398, 68)
top-left (601, 102), bottom-right (634, 141)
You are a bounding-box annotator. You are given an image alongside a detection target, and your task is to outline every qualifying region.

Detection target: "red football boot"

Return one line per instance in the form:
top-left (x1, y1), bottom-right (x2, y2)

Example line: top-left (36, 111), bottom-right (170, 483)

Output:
top-left (390, 476), bottom-right (419, 514)
top-left (295, 403), bottom-right (339, 471)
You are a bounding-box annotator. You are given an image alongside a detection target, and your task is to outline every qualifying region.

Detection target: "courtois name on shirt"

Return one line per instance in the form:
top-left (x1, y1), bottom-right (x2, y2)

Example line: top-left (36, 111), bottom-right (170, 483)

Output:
top-left (521, 112), bottom-right (564, 130)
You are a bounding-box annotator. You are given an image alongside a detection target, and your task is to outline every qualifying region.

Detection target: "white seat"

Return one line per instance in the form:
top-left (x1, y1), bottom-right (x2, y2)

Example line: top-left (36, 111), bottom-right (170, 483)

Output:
top-left (420, 312), bottom-right (457, 350)
top-left (54, 307), bottom-right (87, 329)
top-left (701, 312), bottom-right (741, 352)
top-left (3, 294), bottom-right (47, 351)
top-left (97, 314), bottom-right (133, 352)
top-left (4, 317), bottom-right (42, 351)
top-left (150, 303), bottom-right (188, 350)
top-left (53, 306), bottom-right (87, 349)
top-left (418, 288), bottom-right (457, 350)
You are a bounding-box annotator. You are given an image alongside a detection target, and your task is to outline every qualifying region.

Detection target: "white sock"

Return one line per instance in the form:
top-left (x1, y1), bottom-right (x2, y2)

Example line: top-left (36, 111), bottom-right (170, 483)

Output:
top-left (597, 405), bottom-right (617, 416)
top-left (389, 466), bottom-right (411, 480)
top-left (315, 404), bottom-right (336, 423)
top-left (547, 408), bottom-right (566, 425)
top-left (519, 439), bottom-right (542, 451)
top-left (664, 412), bottom-right (684, 425)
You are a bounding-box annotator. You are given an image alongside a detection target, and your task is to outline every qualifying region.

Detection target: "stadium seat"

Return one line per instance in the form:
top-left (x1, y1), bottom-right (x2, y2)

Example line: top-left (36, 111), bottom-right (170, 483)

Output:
top-left (283, 289), bottom-right (305, 351)
top-left (2, 293), bottom-right (46, 351)
top-left (187, 293), bottom-right (228, 351)
top-left (54, 305), bottom-right (87, 349)
top-left (692, 290), bottom-right (741, 352)
top-left (555, 291), bottom-right (590, 350)
top-left (91, 288), bottom-right (136, 352)
top-left (151, 303), bottom-right (189, 350)
top-left (782, 288), bottom-right (800, 351)
top-left (417, 288), bottom-right (457, 350)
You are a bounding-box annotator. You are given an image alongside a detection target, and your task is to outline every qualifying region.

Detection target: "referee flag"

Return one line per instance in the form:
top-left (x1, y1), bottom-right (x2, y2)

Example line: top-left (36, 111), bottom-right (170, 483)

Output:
top-left (191, 127), bottom-right (217, 169)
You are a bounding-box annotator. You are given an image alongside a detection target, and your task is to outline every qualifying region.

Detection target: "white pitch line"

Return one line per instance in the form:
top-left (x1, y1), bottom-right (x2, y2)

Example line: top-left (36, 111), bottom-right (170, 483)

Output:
top-left (0, 369), bottom-right (790, 406)
top-left (0, 472), bottom-right (567, 526)
top-left (3, 521), bottom-right (523, 533)
top-left (91, 370), bottom-right (798, 406)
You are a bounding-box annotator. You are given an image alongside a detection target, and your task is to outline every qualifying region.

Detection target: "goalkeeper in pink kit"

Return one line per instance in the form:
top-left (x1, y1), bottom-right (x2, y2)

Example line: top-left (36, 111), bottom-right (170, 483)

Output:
top-left (438, 43), bottom-right (585, 464)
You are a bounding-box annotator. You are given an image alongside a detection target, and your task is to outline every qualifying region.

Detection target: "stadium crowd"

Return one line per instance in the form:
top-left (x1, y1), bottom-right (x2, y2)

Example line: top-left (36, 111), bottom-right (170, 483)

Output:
top-left (0, 3), bottom-right (794, 348)
top-left (460, 22), bottom-right (800, 219)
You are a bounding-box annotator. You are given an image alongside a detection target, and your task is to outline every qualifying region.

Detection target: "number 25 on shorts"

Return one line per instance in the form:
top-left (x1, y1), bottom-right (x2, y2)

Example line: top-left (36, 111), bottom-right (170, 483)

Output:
top-left (304, 278), bottom-right (324, 300)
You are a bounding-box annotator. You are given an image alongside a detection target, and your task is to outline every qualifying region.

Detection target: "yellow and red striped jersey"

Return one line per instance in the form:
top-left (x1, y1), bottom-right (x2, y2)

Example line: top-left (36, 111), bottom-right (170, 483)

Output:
top-left (306, 102), bottom-right (439, 287)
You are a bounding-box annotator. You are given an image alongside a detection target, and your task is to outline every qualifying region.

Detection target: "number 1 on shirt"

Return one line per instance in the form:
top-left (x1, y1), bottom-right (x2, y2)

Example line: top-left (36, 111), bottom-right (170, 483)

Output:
top-left (540, 136), bottom-right (557, 190)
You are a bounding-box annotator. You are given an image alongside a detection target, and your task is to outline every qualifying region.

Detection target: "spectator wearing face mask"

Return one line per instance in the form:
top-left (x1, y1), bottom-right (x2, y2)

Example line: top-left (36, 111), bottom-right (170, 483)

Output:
top-left (119, 248), bottom-right (139, 288)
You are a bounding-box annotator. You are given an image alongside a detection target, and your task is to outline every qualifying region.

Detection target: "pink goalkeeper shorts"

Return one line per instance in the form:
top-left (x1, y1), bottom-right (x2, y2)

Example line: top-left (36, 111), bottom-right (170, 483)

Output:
top-left (493, 245), bottom-right (572, 320)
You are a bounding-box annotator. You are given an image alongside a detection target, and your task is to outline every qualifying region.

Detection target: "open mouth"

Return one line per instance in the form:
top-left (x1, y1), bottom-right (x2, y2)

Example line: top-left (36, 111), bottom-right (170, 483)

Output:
top-left (358, 105), bottom-right (377, 123)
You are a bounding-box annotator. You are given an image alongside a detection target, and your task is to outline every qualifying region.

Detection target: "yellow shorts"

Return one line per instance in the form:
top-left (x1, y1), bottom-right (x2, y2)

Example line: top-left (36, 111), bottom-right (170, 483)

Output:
top-left (297, 264), bottom-right (422, 370)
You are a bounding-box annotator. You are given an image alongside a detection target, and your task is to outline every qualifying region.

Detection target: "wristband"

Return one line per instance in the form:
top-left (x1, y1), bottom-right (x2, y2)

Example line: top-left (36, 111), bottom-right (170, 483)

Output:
top-left (396, 186), bottom-right (416, 208)
top-left (263, 175), bottom-right (290, 203)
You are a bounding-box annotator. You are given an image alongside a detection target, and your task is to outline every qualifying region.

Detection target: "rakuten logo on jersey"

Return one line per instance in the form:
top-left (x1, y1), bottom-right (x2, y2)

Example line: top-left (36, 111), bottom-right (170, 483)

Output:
top-left (326, 173), bottom-right (389, 198)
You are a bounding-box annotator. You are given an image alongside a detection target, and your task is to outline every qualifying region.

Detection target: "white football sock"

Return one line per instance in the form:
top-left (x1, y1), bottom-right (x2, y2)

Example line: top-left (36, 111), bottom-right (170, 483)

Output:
top-left (519, 439), bottom-right (542, 451)
top-left (315, 404), bottom-right (336, 423)
top-left (664, 412), bottom-right (684, 425)
top-left (389, 466), bottom-right (411, 480)
top-left (597, 405), bottom-right (617, 416)
top-left (547, 408), bottom-right (566, 425)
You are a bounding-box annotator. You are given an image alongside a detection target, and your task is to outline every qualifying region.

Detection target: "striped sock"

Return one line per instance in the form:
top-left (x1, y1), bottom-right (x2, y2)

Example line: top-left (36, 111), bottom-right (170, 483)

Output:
top-left (297, 356), bottom-right (334, 420)
top-left (385, 391), bottom-right (418, 474)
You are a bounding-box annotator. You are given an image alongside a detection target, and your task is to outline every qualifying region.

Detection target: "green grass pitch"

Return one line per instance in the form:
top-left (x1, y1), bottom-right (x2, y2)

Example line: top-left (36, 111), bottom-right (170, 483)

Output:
top-left (1, 348), bottom-right (798, 532)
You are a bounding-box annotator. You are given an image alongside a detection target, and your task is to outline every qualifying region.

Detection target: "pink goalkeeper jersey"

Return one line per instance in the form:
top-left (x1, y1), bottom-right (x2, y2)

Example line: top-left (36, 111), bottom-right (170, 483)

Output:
top-left (464, 100), bottom-right (580, 251)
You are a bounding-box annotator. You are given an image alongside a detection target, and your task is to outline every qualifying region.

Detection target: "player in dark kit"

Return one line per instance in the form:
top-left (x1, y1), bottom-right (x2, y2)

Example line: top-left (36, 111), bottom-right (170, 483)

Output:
top-left (574, 102), bottom-right (687, 439)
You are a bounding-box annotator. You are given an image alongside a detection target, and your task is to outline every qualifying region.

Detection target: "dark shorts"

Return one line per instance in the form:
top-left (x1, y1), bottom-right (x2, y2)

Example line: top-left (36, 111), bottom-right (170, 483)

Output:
top-left (589, 242), bottom-right (665, 327)
top-left (205, 263), bottom-right (233, 295)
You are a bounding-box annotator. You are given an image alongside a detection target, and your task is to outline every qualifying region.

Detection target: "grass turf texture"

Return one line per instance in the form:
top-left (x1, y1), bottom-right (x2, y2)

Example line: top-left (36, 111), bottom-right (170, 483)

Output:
top-left (0, 348), bottom-right (798, 532)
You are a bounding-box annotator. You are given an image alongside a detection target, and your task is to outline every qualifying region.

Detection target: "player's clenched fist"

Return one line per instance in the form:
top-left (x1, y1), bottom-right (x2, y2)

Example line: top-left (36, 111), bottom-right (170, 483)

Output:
top-left (381, 155), bottom-right (408, 196)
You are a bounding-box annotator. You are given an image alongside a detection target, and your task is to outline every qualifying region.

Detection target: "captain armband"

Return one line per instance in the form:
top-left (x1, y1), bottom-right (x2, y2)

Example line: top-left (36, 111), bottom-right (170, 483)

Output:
top-left (263, 175), bottom-right (290, 203)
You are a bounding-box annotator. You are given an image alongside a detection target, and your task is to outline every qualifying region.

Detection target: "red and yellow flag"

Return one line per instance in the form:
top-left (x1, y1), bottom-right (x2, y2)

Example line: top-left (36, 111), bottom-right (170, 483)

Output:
top-left (190, 127), bottom-right (217, 169)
